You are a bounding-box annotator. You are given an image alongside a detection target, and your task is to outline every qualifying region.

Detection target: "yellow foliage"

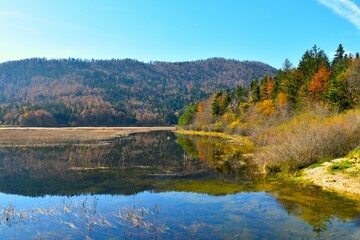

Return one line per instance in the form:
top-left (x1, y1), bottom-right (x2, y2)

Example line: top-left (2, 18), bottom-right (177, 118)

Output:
top-left (276, 93), bottom-right (288, 106)
top-left (256, 100), bottom-right (275, 116)
top-left (229, 121), bottom-right (240, 132)
top-left (222, 112), bottom-right (236, 124)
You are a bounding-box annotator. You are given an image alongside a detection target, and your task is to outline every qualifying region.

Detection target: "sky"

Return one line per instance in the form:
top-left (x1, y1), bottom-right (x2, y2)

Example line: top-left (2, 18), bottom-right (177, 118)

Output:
top-left (1, 0), bottom-right (360, 68)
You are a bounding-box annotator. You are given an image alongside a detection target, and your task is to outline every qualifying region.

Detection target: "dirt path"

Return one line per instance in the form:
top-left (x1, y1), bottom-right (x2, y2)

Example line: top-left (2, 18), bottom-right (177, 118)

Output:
top-left (0, 127), bottom-right (175, 146)
top-left (303, 158), bottom-right (360, 196)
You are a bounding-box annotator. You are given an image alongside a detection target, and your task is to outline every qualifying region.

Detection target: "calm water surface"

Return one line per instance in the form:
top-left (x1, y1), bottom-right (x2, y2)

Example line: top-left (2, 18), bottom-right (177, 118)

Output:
top-left (0, 131), bottom-right (359, 239)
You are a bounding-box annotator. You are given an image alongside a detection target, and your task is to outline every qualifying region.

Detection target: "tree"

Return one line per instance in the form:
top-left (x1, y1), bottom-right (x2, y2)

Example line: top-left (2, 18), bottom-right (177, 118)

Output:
top-left (260, 76), bottom-right (275, 100)
top-left (346, 59), bottom-right (360, 106)
top-left (308, 65), bottom-right (332, 101)
top-left (222, 89), bottom-right (232, 114)
top-left (211, 97), bottom-right (221, 116)
top-left (235, 85), bottom-right (247, 102)
top-left (298, 45), bottom-right (329, 84)
top-left (178, 103), bottom-right (198, 127)
top-left (279, 68), bottom-right (301, 105)
top-left (332, 44), bottom-right (345, 66)
top-left (250, 80), bottom-right (261, 102)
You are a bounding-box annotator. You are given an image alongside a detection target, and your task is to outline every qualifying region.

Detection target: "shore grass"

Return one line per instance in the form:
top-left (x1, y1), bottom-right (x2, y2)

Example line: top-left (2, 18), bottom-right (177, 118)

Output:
top-left (175, 129), bottom-right (254, 146)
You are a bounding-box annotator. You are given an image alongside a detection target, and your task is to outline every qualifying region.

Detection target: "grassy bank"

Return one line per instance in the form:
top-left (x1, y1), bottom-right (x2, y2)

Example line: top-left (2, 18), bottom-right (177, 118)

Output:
top-left (175, 129), bottom-right (254, 146)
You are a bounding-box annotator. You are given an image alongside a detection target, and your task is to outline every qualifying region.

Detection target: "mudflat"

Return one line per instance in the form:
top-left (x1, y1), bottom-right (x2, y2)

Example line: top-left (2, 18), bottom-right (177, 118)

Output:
top-left (0, 127), bottom-right (175, 146)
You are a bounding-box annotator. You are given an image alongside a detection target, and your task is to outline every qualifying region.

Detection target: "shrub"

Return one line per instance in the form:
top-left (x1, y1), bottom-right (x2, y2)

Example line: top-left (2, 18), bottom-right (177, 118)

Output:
top-left (255, 109), bottom-right (360, 173)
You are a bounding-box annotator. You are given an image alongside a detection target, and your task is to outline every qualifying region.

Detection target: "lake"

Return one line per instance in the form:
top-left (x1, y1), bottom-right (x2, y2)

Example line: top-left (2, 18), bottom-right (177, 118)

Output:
top-left (0, 130), bottom-right (359, 239)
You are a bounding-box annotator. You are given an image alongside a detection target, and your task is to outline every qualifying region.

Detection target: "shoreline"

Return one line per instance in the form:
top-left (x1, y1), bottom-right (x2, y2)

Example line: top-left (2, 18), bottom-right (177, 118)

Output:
top-left (174, 129), bottom-right (253, 146)
top-left (177, 129), bottom-right (360, 199)
top-left (302, 158), bottom-right (360, 198)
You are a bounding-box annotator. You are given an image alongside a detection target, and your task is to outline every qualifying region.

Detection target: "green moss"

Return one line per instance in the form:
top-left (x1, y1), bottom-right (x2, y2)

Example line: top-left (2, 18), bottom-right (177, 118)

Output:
top-left (328, 160), bottom-right (354, 174)
top-left (308, 158), bottom-right (332, 169)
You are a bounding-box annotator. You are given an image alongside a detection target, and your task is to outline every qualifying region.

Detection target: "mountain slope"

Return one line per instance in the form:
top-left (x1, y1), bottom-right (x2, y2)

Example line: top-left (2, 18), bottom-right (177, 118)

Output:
top-left (0, 58), bottom-right (276, 126)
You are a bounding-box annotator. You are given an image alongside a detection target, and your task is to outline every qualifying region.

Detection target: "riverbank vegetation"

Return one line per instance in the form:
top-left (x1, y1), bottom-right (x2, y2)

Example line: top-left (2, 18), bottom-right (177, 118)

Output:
top-left (179, 44), bottom-right (360, 174)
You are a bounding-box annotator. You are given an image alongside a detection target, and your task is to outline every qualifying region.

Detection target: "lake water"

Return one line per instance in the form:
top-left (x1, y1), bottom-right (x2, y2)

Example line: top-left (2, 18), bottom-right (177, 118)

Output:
top-left (0, 131), bottom-right (360, 239)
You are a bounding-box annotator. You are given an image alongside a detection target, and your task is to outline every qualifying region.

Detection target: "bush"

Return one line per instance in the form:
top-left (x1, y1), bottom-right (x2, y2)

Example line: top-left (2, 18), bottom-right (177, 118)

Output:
top-left (255, 110), bottom-right (360, 173)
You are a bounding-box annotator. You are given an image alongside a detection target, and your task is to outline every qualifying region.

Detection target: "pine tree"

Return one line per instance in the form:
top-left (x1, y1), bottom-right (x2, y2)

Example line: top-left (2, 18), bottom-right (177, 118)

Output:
top-left (332, 44), bottom-right (345, 66)
top-left (298, 45), bottom-right (329, 84)
top-left (222, 89), bottom-right (231, 113)
top-left (250, 80), bottom-right (261, 102)
top-left (211, 97), bottom-right (221, 116)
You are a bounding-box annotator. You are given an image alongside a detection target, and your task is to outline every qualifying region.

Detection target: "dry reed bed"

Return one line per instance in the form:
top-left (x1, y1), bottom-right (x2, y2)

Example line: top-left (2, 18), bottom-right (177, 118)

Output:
top-left (0, 127), bottom-right (175, 146)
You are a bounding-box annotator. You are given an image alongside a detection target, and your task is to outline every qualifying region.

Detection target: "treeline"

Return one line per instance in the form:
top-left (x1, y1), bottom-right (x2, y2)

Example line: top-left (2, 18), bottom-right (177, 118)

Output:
top-left (179, 44), bottom-right (360, 172)
top-left (180, 44), bottom-right (360, 130)
top-left (0, 58), bottom-right (276, 126)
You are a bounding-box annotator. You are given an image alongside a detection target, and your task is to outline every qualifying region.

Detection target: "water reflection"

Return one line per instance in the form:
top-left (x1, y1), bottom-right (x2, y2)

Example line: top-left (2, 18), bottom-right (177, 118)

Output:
top-left (176, 133), bottom-right (360, 235)
top-left (0, 131), bottom-right (359, 239)
top-left (0, 131), bottom-right (210, 196)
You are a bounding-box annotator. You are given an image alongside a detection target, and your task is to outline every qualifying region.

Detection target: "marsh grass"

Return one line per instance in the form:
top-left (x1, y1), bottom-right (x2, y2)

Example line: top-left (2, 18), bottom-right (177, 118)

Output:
top-left (182, 220), bottom-right (203, 240)
top-left (0, 197), bottom-right (169, 239)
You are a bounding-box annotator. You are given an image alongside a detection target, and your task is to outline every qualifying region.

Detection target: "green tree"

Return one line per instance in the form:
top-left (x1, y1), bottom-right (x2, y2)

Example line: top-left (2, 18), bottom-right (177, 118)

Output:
top-left (298, 45), bottom-right (329, 84)
top-left (222, 89), bottom-right (232, 114)
top-left (178, 103), bottom-right (198, 127)
top-left (211, 92), bottom-right (222, 116)
top-left (250, 80), bottom-right (261, 102)
top-left (332, 44), bottom-right (345, 66)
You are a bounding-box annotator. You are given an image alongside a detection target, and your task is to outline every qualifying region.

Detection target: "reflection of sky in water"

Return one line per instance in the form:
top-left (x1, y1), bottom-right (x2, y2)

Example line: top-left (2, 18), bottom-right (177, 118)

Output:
top-left (0, 132), bottom-right (360, 239)
top-left (1, 191), bottom-right (360, 239)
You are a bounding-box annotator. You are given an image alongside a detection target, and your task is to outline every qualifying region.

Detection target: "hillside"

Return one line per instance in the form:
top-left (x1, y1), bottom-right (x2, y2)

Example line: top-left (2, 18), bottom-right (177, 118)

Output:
top-left (178, 44), bottom-right (360, 175)
top-left (0, 58), bottom-right (276, 126)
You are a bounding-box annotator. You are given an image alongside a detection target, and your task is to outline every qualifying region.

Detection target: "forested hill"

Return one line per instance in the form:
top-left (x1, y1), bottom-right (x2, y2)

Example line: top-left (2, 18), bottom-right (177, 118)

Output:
top-left (0, 58), bottom-right (276, 126)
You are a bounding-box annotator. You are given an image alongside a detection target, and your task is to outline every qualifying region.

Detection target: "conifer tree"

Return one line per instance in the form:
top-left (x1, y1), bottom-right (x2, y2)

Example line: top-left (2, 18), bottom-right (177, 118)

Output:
top-left (332, 44), bottom-right (345, 66)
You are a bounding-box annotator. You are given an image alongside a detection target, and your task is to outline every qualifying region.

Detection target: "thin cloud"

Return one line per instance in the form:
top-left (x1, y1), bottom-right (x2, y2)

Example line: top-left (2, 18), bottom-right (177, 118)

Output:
top-left (318, 0), bottom-right (360, 30)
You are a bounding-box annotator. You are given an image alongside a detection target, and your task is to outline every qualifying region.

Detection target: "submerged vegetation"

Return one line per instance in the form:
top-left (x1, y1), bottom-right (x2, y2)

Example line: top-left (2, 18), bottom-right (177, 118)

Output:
top-left (179, 44), bottom-right (360, 174)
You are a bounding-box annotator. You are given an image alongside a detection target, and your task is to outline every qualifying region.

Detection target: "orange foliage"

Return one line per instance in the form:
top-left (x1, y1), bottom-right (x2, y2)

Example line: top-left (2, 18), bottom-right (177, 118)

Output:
top-left (197, 102), bottom-right (204, 114)
top-left (308, 66), bottom-right (332, 100)
top-left (256, 100), bottom-right (275, 116)
top-left (276, 93), bottom-right (288, 106)
top-left (261, 77), bottom-right (275, 100)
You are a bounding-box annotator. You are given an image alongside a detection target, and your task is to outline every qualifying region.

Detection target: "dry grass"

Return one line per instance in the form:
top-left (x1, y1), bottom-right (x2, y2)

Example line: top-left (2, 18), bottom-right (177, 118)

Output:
top-left (0, 127), bottom-right (175, 146)
top-left (255, 110), bottom-right (360, 173)
top-left (1, 197), bottom-right (169, 239)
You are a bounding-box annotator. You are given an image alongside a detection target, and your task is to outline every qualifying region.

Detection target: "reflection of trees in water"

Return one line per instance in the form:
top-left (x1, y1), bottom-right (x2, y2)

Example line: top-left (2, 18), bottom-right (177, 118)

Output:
top-left (178, 134), bottom-right (360, 235)
top-left (0, 131), bottom-right (208, 196)
top-left (176, 134), bottom-right (257, 179)
top-left (269, 183), bottom-right (360, 234)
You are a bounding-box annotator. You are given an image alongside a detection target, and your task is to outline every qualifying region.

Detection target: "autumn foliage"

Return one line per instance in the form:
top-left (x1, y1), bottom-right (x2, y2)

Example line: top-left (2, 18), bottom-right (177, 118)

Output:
top-left (179, 44), bottom-right (360, 173)
top-left (308, 65), bottom-right (332, 101)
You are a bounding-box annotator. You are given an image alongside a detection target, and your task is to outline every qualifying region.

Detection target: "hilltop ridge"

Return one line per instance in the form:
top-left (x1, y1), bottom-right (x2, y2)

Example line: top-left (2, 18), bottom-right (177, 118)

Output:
top-left (0, 58), bottom-right (276, 126)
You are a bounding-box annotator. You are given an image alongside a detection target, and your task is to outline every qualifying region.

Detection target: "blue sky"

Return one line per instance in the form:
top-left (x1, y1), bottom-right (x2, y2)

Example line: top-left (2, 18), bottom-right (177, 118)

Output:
top-left (1, 0), bottom-right (360, 68)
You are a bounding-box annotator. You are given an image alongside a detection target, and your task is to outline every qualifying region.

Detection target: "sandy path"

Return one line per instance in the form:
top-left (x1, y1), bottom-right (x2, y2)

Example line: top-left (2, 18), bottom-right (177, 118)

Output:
top-left (0, 127), bottom-right (175, 146)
